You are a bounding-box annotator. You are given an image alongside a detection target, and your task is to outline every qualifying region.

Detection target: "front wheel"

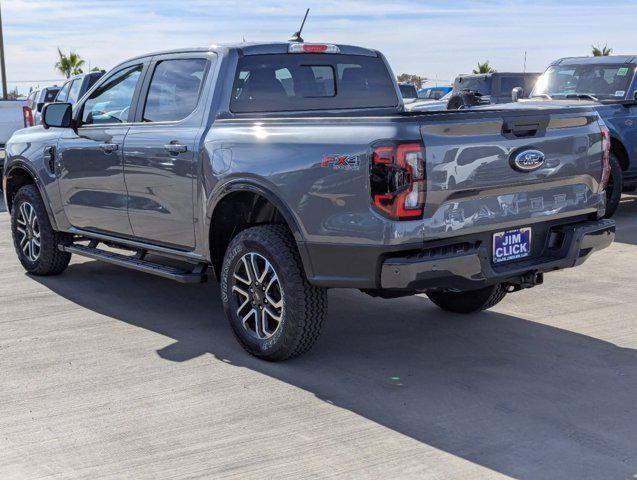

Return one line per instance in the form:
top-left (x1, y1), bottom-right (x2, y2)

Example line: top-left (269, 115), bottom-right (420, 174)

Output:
top-left (604, 153), bottom-right (622, 218)
top-left (220, 224), bottom-right (328, 361)
top-left (11, 185), bottom-right (72, 275)
top-left (427, 284), bottom-right (507, 314)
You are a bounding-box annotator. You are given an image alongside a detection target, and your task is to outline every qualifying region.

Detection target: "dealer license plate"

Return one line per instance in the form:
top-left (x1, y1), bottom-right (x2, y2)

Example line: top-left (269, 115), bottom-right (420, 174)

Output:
top-left (493, 227), bottom-right (531, 264)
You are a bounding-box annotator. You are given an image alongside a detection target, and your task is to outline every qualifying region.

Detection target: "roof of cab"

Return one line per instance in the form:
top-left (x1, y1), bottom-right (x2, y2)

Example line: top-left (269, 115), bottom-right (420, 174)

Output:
top-left (121, 42), bottom-right (379, 63)
top-left (552, 55), bottom-right (637, 65)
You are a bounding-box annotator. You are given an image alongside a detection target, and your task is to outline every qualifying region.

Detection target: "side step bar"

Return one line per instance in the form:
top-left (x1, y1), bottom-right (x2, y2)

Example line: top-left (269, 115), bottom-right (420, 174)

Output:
top-left (59, 241), bottom-right (207, 284)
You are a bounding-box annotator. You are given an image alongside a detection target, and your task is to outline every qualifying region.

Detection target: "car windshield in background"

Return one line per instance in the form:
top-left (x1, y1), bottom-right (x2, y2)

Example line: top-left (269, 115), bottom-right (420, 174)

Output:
top-left (399, 84), bottom-right (418, 99)
top-left (230, 54), bottom-right (398, 113)
top-left (532, 64), bottom-right (636, 100)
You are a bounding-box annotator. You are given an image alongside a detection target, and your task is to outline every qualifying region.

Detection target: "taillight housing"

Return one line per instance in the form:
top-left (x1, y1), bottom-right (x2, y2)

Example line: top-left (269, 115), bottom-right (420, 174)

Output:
top-left (600, 125), bottom-right (611, 191)
top-left (370, 142), bottom-right (426, 220)
top-left (22, 106), bottom-right (34, 128)
top-left (288, 43), bottom-right (340, 54)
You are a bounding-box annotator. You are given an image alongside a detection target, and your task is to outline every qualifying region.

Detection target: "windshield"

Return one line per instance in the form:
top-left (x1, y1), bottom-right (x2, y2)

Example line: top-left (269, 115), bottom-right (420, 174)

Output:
top-left (532, 64), bottom-right (635, 100)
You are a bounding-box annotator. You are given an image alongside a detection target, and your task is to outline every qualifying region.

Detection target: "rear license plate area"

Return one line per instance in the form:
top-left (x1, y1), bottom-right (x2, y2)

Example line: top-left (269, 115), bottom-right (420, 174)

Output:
top-left (493, 227), bottom-right (532, 264)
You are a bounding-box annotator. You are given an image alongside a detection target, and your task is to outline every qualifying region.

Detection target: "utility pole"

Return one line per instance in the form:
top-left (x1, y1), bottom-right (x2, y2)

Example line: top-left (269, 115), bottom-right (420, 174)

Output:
top-left (0, 1), bottom-right (7, 99)
top-left (523, 51), bottom-right (527, 75)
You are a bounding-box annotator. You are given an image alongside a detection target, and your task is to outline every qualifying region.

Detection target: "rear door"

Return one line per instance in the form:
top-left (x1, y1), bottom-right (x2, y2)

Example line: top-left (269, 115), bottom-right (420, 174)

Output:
top-left (122, 53), bottom-right (213, 249)
top-left (57, 63), bottom-right (146, 236)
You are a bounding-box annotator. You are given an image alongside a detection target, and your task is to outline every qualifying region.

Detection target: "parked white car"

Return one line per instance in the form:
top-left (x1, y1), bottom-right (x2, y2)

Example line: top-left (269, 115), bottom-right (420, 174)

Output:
top-left (405, 91), bottom-right (452, 111)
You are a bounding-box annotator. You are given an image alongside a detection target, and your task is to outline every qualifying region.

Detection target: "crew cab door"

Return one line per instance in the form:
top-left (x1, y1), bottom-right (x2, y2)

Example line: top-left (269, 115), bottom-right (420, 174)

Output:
top-left (57, 63), bottom-right (146, 236)
top-left (122, 53), bottom-right (214, 249)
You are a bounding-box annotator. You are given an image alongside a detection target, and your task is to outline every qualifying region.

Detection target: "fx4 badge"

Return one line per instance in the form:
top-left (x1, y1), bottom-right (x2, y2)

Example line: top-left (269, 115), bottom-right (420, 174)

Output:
top-left (321, 154), bottom-right (362, 171)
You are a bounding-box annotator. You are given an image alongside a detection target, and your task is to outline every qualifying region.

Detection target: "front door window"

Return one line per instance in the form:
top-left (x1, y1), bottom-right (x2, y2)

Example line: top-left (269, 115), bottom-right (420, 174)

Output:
top-left (82, 65), bottom-right (143, 125)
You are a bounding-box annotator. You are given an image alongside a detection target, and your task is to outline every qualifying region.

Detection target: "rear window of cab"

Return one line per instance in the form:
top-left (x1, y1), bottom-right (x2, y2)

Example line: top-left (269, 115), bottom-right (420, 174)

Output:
top-left (230, 53), bottom-right (398, 113)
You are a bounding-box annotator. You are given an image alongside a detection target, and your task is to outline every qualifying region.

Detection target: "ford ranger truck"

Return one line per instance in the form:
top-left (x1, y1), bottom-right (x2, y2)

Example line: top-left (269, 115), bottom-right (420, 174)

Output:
top-left (2, 42), bottom-right (615, 361)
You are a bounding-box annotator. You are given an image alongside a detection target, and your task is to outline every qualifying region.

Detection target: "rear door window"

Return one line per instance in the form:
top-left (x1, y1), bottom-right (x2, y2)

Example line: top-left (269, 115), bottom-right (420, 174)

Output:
top-left (231, 54), bottom-right (398, 113)
top-left (499, 76), bottom-right (525, 95)
top-left (142, 58), bottom-right (208, 122)
top-left (455, 76), bottom-right (491, 95)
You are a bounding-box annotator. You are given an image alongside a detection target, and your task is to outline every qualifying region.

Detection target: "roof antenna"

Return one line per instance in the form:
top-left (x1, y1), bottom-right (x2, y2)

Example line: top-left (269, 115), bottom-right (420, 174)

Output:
top-left (289, 8), bottom-right (310, 43)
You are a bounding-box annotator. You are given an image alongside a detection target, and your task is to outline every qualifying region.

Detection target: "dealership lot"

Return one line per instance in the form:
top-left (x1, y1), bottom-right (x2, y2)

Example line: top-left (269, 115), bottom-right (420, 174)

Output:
top-left (0, 196), bottom-right (636, 479)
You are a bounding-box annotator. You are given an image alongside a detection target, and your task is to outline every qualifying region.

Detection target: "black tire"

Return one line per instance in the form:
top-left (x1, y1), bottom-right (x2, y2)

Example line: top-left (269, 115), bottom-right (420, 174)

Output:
top-left (427, 284), bottom-right (507, 314)
top-left (11, 185), bottom-right (72, 275)
top-left (604, 153), bottom-right (622, 218)
top-left (220, 224), bottom-right (328, 361)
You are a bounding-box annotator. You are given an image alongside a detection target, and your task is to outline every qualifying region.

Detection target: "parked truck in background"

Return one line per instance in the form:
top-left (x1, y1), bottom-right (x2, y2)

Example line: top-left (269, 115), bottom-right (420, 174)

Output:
top-left (3, 41), bottom-right (615, 360)
top-left (454, 72), bottom-right (541, 104)
top-left (54, 71), bottom-right (104, 106)
top-left (515, 55), bottom-right (637, 217)
top-left (26, 87), bottom-right (61, 125)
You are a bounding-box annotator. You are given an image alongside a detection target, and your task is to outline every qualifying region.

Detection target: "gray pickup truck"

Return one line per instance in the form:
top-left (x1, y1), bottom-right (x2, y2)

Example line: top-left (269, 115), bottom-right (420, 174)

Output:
top-left (2, 42), bottom-right (615, 360)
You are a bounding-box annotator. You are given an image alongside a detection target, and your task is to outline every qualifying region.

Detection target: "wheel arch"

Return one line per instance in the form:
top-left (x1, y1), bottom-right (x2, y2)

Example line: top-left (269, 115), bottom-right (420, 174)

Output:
top-left (3, 163), bottom-right (58, 230)
top-left (207, 181), bottom-right (313, 281)
top-left (610, 137), bottom-right (629, 171)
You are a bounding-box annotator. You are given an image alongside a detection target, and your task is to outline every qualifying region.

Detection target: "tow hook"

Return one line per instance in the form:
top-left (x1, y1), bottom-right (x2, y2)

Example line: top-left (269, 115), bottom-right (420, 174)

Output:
top-left (505, 271), bottom-right (544, 292)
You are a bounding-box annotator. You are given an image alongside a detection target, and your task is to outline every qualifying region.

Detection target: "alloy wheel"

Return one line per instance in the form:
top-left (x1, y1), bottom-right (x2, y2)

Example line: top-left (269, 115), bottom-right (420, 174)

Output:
top-left (16, 201), bottom-right (41, 263)
top-left (232, 252), bottom-right (284, 340)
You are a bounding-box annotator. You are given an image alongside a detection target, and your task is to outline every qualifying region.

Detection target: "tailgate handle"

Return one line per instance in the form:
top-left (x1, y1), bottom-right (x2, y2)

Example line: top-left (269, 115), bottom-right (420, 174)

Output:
top-left (502, 116), bottom-right (549, 139)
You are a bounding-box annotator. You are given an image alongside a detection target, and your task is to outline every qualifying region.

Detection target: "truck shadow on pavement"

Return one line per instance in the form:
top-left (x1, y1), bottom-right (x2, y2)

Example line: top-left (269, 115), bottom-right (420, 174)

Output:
top-left (34, 262), bottom-right (637, 480)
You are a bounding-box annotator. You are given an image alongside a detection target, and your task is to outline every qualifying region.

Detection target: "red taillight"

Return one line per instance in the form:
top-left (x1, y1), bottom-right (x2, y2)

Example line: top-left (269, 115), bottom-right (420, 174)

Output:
top-left (22, 106), bottom-right (34, 128)
top-left (288, 43), bottom-right (340, 54)
top-left (371, 142), bottom-right (426, 220)
top-left (600, 125), bottom-right (611, 190)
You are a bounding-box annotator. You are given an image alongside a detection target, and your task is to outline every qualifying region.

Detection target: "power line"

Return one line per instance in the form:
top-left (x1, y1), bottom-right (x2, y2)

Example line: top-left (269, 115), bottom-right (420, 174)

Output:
top-left (7, 79), bottom-right (65, 83)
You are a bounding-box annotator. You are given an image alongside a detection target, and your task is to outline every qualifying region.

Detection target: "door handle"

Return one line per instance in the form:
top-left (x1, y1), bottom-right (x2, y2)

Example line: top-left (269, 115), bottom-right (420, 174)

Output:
top-left (164, 143), bottom-right (188, 154)
top-left (99, 143), bottom-right (119, 153)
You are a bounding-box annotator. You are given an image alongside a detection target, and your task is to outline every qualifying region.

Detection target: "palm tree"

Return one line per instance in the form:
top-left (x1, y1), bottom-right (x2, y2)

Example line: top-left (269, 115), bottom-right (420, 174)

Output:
top-left (54, 49), bottom-right (85, 78)
top-left (473, 61), bottom-right (495, 74)
top-left (591, 44), bottom-right (613, 56)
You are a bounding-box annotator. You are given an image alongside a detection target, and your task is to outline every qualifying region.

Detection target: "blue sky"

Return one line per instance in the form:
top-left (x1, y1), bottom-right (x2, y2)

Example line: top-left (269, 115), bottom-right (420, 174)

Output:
top-left (3, 0), bottom-right (637, 93)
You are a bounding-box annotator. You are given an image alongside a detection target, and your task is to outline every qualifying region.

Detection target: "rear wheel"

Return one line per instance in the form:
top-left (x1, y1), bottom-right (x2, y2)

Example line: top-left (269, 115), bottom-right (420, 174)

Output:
top-left (11, 185), bottom-right (72, 275)
top-left (220, 224), bottom-right (327, 361)
top-left (604, 153), bottom-right (622, 218)
top-left (427, 284), bottom-right (507, 314)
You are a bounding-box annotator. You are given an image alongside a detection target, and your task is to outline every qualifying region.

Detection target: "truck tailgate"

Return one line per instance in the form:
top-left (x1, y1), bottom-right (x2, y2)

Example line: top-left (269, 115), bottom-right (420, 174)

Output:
top-left (419, 109), bottom-right (604, 238)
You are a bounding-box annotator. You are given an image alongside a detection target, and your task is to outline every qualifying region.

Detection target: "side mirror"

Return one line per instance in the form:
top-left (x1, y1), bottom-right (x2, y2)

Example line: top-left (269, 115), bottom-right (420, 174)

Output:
top-left (42, 103), bottom-right (73, 129)
top-left (512, 87), bottom-right (524, 102)
top-left (36, 102), bottom-right (44, 113)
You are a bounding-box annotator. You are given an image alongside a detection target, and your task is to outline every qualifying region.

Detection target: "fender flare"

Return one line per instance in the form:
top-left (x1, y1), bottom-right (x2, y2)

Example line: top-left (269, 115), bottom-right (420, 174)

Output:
top-left (4, 161), bottom-right (59, 230)
top-left (205, 179), bottom-right (315, 279)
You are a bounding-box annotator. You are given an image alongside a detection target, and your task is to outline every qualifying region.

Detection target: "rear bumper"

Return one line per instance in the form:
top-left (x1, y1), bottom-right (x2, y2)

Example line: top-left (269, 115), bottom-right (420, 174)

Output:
top-left (380, 219), bottom-right (615, 291)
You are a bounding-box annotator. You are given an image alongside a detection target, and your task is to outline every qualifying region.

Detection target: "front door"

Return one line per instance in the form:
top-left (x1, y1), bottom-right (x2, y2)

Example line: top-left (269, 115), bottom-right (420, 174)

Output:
top-left (57, 64), bottom-right (145, 237)
top-left (123, 55), bottom-right (212, 249)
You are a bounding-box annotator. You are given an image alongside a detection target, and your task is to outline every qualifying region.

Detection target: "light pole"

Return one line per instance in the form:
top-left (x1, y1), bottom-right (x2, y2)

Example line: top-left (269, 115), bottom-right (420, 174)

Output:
top-left (0, 1), bottom-right (7, 99)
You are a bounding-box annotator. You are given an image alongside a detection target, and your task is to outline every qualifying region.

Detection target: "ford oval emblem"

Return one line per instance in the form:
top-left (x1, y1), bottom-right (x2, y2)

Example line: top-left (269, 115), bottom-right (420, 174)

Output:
top-left (511, 149), bottom-right (545, 172)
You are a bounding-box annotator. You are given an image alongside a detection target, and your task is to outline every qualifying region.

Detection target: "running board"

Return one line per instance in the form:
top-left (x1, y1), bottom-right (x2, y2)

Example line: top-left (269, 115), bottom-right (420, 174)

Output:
top-left (59, 242), bottom-right (207, 284)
